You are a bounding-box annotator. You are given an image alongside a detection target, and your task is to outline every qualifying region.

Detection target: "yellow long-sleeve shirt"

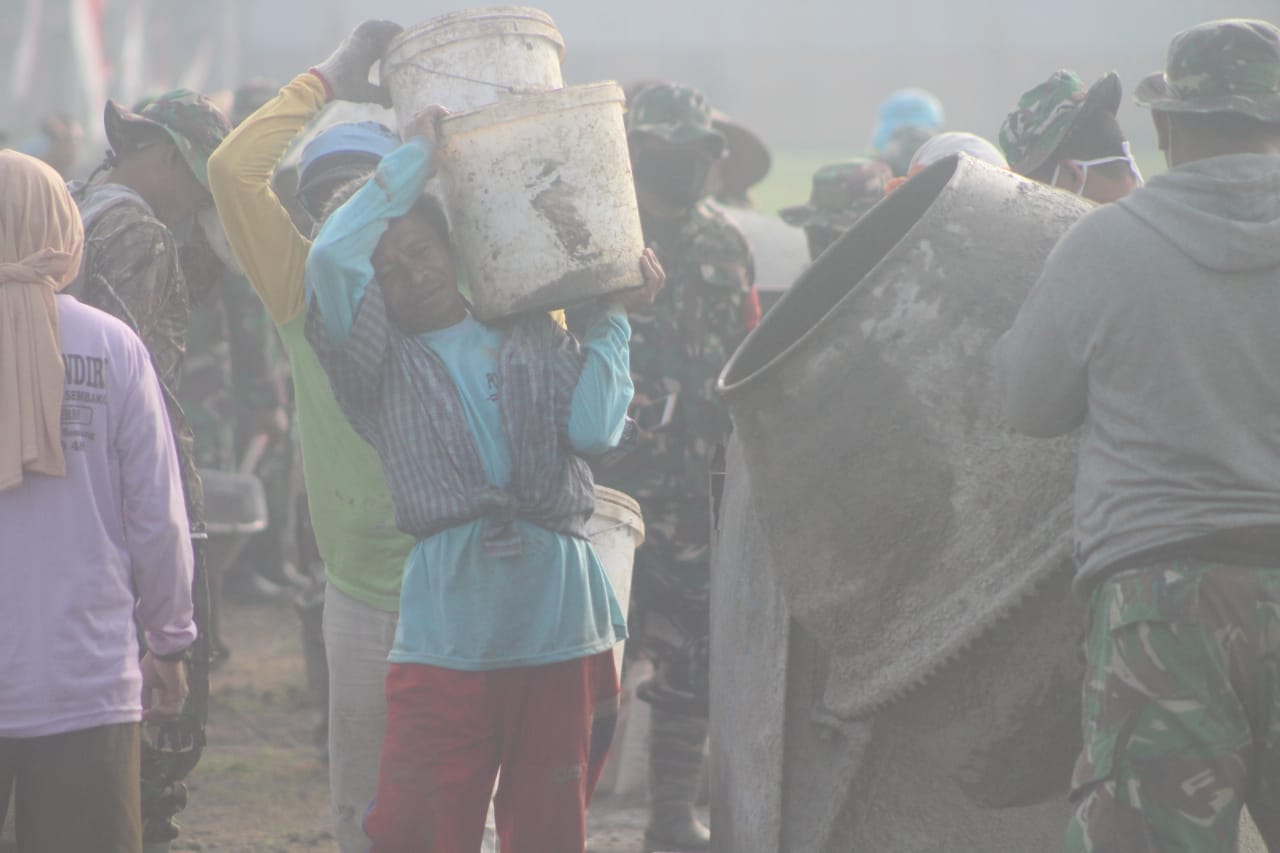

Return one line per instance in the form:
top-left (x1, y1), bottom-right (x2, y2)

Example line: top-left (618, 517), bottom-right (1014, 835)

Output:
top-left (208, 73), bottom-right (413, 611)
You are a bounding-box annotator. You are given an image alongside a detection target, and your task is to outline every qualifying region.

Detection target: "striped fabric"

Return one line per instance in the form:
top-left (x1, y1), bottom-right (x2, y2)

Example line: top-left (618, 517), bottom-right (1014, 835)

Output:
top-left (305, 282), bottom-right (595, 556)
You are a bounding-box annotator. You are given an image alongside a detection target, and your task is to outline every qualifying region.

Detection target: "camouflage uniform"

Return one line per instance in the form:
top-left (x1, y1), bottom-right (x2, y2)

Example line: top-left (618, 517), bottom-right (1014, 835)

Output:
top-left (601, 84), bottom-right (758, 720)
top-left (604, 82), bottom-right (757, 851)
top-left (780, 159), bottom-right (891, 261)
top-left (1068, 562), bottom-right (1280, 852)
top-left (180, 257), bottom-right (283, 471)
top-left (1066, 21), bottom-right (1280, 852)
top-left (1000, 70), bottom-right (1124, 177)
top-left (68, 90), bottom-right (230, 848)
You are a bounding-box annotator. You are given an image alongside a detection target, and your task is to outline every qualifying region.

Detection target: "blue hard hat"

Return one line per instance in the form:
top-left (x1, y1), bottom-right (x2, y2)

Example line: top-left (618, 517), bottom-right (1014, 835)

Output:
top-left (296, 121), bottom-right (399, 201)
top-left (871, 89), bottom-right (945, 152)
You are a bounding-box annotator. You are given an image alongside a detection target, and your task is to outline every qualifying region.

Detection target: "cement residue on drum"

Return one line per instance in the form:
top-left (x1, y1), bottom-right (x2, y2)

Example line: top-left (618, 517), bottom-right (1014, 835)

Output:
top-left (526, 160), bottom-right (598, 262)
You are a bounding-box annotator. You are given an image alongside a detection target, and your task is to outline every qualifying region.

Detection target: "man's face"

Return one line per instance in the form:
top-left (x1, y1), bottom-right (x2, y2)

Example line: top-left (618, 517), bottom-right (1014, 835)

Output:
top-left (630, 135), bottom-right (717, 216)
top-left (372, 210), bottom-right (459, 334)
top-left (144, 141), bottom-right (210, 227)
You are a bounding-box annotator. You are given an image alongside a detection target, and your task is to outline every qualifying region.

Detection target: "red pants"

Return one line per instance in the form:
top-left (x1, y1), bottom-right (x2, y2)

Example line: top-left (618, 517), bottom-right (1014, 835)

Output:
top-left (364, 650), bottom-right (619, 853)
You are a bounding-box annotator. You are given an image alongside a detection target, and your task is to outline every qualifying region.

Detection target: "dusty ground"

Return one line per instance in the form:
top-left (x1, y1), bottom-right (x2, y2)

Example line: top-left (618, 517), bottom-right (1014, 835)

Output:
top-left (169, 596), bottom-right (656, 853)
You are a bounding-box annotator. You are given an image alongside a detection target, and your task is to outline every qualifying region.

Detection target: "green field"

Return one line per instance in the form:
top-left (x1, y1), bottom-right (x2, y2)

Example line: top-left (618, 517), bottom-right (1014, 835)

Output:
top-left (754, 147), bottom-right (1167, 216)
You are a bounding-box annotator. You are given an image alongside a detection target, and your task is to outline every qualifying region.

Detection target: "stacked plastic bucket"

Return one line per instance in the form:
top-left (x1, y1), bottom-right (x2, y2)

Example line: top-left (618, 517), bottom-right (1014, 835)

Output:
top-left (380, 6), bottom-right (646, 320)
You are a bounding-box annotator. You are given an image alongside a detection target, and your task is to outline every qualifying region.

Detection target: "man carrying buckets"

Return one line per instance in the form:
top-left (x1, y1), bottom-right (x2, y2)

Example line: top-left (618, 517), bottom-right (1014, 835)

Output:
top-left (600, 82), bottom-right (760, 851)
top-left (302, 102), bottom-right (665, 851)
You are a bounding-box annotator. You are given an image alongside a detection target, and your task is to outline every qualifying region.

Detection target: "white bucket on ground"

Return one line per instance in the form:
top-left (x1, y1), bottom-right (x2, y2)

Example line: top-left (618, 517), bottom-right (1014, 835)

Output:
top-left (588, 486), bottom-right (645, 674)
top-left (437, 81), bottom-right (647, 320)
top-left (380, 6), bottom-right (565, 128)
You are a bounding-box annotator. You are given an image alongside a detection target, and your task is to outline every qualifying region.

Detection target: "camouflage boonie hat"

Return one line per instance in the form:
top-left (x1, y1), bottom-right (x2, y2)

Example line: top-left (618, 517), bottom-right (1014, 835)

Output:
top-left (780, 159), bottom-right (891, 230)
top-left (1135, 19), bottom-right (1280, 121)
top-left (105, 88), bottom-right (231, 189)
top-left (627, 84), bottom-right (726, 157)
top-left (877, 125), bottom-right (937, 178)
top-left (1000, 70), bottom-right (1122, 176)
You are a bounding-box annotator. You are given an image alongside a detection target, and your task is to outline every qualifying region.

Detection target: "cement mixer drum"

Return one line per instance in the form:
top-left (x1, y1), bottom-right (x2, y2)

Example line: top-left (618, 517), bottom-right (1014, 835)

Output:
top-left (717, 154), bottom-right (1092, 720)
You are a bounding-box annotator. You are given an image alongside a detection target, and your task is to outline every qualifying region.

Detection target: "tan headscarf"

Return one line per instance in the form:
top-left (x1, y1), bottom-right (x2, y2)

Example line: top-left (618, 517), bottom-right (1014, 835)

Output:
top-left (0, 150), bottom-right (85, 492)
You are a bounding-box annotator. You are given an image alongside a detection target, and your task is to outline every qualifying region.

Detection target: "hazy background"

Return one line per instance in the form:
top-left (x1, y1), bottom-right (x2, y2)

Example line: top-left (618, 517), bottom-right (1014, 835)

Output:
top-left (4, 0), bottom-right (1277, 209)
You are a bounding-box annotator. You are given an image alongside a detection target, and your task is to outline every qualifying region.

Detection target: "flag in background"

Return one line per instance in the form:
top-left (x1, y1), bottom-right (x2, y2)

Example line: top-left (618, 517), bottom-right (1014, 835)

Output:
top-left (9, 0), bottom-right (44, 103)
top-left (70, 0), bottom-right (111, 144)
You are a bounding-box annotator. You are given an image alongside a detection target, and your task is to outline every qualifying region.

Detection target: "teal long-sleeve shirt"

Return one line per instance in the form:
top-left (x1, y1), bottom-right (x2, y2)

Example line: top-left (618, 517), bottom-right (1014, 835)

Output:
top-left (305, 137), bottom-right (631, 670)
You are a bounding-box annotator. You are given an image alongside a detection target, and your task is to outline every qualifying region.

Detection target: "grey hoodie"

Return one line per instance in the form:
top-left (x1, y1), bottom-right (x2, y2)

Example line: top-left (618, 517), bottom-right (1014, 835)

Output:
top-left (996, 154), bottom-right (1280, 591)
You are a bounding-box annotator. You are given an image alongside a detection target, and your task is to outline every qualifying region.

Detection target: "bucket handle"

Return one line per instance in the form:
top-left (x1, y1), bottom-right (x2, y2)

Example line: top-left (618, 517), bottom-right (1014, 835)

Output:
top-left (384, 61), bottom-right (532, 95)
top-left (589, 519), bottom-right (635, 537)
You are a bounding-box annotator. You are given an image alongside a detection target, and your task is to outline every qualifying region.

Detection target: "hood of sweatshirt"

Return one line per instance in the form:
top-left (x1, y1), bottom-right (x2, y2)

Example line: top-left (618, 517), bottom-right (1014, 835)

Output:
top-left (1118, 153), bottom-right (1280, 274)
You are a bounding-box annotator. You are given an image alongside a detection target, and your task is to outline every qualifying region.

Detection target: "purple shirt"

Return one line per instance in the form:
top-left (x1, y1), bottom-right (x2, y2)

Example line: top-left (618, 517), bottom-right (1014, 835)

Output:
top-left (0, 295), bottom-right (195, 738)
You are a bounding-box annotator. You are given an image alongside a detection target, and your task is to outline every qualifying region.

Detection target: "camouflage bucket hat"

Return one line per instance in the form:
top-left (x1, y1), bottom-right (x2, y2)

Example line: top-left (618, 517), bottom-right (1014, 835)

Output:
top-left (626, 84), bottom-right (726, 157)
top-left (780, 159), bottom-right (892, 230)
top-left (1135, 19), bottom-right (1280, 121)
top-left (1000, 70), bottom-right (1122, 176)
top-left (105, 88), bottom-right (231, 189)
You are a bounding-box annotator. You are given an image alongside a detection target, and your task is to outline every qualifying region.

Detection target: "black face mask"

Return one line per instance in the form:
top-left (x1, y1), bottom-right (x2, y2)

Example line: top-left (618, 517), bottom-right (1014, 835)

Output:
top-left (633, 149), bottom-right (714, 210)
top-left (804, 226), bottom-right (842, 262)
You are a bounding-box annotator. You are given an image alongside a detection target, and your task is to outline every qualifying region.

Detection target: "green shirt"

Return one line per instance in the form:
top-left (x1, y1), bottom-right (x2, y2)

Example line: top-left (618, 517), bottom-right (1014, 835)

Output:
top-left (278, 314), bottom-right (411, 611)
top-left (208, 73), bottom-right (412, 612)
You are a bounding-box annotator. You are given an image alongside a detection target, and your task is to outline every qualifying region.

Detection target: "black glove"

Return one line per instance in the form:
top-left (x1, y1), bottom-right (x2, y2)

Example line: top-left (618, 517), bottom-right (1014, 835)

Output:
top-left (313, 19), bottom-right (403, 106)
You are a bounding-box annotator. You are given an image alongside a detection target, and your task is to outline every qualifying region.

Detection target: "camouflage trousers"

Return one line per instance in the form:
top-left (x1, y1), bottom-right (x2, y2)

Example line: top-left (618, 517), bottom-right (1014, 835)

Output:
top-left (1066, 561), bottom-right (1280, 853)
top-left (630, 496), bottom-right (711, 718)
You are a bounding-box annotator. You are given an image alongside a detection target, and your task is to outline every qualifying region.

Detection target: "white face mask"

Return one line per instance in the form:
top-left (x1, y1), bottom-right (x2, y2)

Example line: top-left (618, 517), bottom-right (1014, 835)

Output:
top-left (1050, 140), bottom-right (1145, 195)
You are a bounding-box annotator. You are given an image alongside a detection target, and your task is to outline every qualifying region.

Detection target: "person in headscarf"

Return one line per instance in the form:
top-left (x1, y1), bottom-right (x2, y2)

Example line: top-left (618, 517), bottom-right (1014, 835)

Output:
top-left (884, 131), bottom-right (1010, 194)
top-left (0, 149), bottom-right (195, 853)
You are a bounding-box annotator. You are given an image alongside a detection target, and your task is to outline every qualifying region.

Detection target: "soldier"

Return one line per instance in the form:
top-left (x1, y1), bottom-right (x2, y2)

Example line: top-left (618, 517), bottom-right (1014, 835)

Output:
top-left (601, 82), bottom-right (759, 852)
top-left (780, 158), bottom-right (892, 261)
top-left (66, 88), bottom-right (230, 850)
top-left (996, 19), bottom-right (1280, 851)
top-left (1000, 70), bottom-right (1143, 204)
top-left (177, 203), bottom-right (288, 669)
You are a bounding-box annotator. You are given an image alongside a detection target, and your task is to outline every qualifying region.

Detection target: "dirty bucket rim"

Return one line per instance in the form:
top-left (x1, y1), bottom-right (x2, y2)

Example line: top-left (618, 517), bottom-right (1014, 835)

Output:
top-left (383, 6), bottom-right (565, 61)
top-left (594, 485), bottom-right (643, 518)
top-left (439, 81), bottom-right (625, 139)
top-left (592, 486), bottom-right (645, 543)
top-left (716, 154), bottom-right (973, 400)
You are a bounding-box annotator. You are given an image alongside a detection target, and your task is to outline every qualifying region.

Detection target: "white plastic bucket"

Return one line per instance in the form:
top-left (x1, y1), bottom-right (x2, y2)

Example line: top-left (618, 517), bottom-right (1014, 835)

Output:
top-left (437, 81), bottom-right (646, 320)
top-left (380, 6), bottom-right (565, 128)
top-left (587, 486), bottom-right (644, 673)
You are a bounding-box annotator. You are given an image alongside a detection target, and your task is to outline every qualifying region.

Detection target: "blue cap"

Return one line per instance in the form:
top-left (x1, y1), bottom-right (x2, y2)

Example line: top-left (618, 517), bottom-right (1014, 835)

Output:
top-left (296, 121), bottom-right (399, 198)
top-left (871, 89), bottom-right (945, 152)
